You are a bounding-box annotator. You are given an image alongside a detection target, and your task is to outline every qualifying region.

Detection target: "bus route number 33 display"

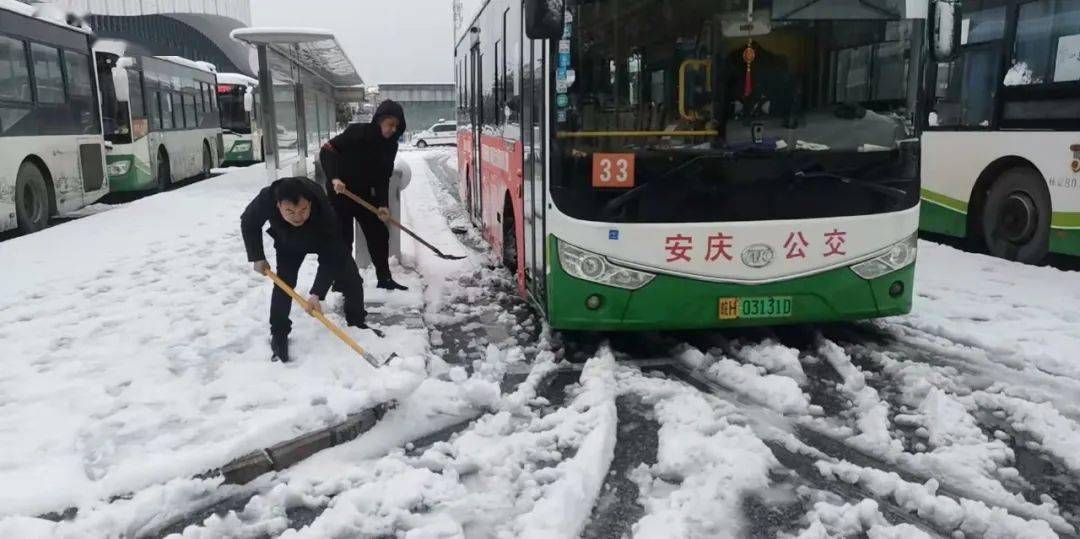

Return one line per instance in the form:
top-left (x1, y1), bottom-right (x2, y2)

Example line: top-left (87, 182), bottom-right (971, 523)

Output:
top-left (592, 153), bottom-right (635, 188)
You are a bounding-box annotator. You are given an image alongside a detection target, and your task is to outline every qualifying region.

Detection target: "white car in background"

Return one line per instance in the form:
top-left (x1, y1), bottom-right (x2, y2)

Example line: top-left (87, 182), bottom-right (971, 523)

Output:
top-left (413, 121), bottom-right (458, 148)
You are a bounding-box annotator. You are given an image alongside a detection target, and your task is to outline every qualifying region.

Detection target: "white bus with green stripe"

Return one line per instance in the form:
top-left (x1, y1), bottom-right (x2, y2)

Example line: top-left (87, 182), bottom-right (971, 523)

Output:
top-left (457, 0), bottom-right (950, 331)
top-left (216, 72), bottom-right (263, 166)
top-left (96, 53), bottom-right (223, 193)
top-left (920, 0), bottom-right (1080, 262)
top-left (0, 3), bottom-right (107, 234)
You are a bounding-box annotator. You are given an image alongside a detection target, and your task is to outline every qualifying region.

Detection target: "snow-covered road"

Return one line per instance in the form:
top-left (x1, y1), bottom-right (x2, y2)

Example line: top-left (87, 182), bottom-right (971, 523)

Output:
top-left (1, 150), bottom-right (1078, 538)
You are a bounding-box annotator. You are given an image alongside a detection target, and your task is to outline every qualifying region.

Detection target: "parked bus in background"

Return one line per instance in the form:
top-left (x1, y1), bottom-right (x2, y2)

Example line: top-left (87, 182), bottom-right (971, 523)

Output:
top-left (96, 53), bottom-right (223, 193)
top-left (217, 72), bottom-right (263, 166)
top-left (456, 0), bottom-right (954, 330)
top-left (921, 0), bottom-right (1080, 263)
top-left (0, 2), bottom-right (107, 234)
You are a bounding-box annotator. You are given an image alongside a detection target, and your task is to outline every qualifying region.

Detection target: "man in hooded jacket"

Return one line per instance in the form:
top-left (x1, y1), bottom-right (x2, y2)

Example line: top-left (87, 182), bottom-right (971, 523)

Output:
top-left (320, 99), bottom-right (409, 291)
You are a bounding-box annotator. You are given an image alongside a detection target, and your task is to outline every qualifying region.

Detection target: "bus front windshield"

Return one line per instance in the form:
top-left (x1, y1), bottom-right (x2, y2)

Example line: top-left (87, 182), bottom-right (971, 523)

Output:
top-left (218, 85), bottom-right (251, 134)
top-left (553, 0), bottom-right (923, 224)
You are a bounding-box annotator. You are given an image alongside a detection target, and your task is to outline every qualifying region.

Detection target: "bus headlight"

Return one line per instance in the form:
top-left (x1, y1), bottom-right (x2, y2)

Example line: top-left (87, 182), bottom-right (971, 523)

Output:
top-left (558, 239), bottom-right (655, 290)
top-left (851, 233), bottom-right (918, 280)
top-left (107, 160), bottom-right (131, 176)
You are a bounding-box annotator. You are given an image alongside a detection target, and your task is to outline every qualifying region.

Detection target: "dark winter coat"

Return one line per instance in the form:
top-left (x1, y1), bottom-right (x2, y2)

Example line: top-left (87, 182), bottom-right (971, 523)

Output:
top-left (240, 177), bottom-right (346, 298)
top-left (320, 100), bottom-right (407, 207)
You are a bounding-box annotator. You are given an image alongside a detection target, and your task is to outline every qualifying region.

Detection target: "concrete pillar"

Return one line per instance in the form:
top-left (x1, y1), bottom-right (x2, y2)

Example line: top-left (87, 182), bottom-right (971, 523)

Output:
top-left (354, 157), bottom-right (412, 271)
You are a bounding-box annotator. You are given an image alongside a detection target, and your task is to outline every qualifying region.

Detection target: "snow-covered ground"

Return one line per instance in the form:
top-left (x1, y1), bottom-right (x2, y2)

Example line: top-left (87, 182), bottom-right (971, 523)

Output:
top-left (1, 149), bottom-right (1078, 537)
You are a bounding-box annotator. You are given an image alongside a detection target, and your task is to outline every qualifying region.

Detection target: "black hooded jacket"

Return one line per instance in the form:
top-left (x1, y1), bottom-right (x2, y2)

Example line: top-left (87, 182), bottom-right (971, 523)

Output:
top-left (240, 177), bottom-right (345, 298)
top-left (320, 100), bottom-right (407, 207)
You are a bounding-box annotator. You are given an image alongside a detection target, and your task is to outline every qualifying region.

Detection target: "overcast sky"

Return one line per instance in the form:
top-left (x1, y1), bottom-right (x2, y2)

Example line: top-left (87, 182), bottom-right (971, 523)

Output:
top-left (251, 0), bottom-right (458, 85)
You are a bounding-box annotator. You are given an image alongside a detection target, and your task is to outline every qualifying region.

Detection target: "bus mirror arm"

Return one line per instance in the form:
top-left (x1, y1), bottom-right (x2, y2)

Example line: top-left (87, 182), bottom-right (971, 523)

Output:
top-left (929, 0), bottom-right (962, 63)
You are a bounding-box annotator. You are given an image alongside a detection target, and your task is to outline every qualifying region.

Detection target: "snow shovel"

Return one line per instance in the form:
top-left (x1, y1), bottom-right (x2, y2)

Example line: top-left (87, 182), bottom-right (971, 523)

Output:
top-left (336, 186), bottom-right (467, 261)
top-left (263, 268), bottom-right (385, 368)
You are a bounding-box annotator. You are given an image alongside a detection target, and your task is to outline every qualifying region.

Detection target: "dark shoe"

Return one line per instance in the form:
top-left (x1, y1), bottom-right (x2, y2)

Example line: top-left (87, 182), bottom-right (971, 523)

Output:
top-left (376, 279), bottom-right (408, 291)
top-left (347, 318), bottom-right (385, 337)
top-left (270, 334), bottom-right (290, 363)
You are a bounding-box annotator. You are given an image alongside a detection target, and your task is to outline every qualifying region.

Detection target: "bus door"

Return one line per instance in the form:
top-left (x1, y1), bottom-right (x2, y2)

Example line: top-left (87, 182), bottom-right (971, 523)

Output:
top-left (522, 33), bottom-right (547, 301)
top-left (470, 43), bottom-right (483, 222)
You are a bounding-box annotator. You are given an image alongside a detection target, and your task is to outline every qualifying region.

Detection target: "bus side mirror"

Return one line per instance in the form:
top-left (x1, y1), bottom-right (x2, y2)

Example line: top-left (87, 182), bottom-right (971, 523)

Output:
top-left (111, 67), bottom-right (130, 102)
top-left (243, 91), bottom-right (254, 113)
top-left (929, 0), bottom-right (961, 63)
top-left (525, 0), bottom-right (564, 40)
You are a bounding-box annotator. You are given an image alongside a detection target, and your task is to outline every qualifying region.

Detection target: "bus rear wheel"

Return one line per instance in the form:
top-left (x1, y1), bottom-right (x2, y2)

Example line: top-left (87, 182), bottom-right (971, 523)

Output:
top-left (979, 167), bottom-right (1051, 264)
top-left (201, 143), bottom-right (213, 179)
top-left (502, 201), bottom-right (518, 274)
top-left (15, 162), bottom-right (50, 234)
top-left (157, 150), bottom-right (171, 193)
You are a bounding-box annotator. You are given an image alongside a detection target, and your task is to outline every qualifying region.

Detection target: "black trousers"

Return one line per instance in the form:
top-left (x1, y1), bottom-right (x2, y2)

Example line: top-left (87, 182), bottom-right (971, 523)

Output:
top-left (332, 197), bottom-right (392, 283)
top-left (269, 246), bottom-right (365, 337)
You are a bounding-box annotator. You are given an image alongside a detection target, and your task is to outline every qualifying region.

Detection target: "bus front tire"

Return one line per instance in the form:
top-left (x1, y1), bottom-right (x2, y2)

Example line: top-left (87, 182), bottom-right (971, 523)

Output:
top-left (416, 140), bottom-right (428, 148)
top-left (15, 162), bottom-right (50, 234)
top-left (978, 167), bottom-right (1051, 264)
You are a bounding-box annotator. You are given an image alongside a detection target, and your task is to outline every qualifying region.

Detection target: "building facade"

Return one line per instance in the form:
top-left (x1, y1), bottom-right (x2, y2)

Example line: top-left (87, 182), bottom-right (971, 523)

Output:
top-left (23, 0), bottom-right (254, 74)
top-left (373, 83), bottom-right (455, 133)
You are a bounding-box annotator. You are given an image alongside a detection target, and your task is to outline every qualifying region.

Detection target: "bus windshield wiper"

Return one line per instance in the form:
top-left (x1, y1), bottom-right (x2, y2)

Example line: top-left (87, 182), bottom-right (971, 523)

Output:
top-left (793, 171), bottom-right (909, 200)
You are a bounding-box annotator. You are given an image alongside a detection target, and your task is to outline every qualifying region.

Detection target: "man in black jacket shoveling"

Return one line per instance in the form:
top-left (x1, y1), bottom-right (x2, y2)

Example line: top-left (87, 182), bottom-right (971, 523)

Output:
top-left (241, 177), bottom-right (368, 362)
top-left (320, 99), bottom-right (409, 291)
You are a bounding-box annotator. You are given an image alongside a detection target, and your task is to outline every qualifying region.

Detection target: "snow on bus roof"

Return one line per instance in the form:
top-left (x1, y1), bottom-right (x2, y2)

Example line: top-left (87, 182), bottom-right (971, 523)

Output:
top-left (0, 0), bottom-right (93, 34)
top-left (216, 72), bottom-right (258, 87)
top-left (154, 56), bottom-right (217, 74)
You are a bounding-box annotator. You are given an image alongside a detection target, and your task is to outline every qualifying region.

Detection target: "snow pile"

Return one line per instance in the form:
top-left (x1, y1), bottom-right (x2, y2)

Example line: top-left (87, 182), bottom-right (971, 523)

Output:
top-left (816, 460), bottom-right (1065, 537)
top-left (818, 340), bottom-right (903, 457)
top-left (973, 391), bottom-right (1080, 473)
top-left (678, 346), bottom-right (811, 415)
top-left (794, 499), bottom-right (932, 539)
top-left (167, 349), bottom-right (615, 538)
top-left (729, 339), bottom-right (806, 384)
top-left (893, 241), bottom-right (1080, 381)
top-left (0, 164), bottom-right (433, 519)
top-left (618, 367), bottom-right (779, 537)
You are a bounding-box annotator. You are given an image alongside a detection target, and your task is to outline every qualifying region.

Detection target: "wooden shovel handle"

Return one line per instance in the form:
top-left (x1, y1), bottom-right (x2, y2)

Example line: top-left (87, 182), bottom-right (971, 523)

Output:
top-left (263, 268), bottom-right (368, 358)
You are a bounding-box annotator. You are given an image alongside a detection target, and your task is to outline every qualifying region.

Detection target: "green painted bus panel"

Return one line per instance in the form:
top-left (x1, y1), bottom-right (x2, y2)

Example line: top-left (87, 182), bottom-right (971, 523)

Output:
top-left (921, 190), bottom-right (1080, 257)
top-left (545, 240), bottom-right (914, 331)
top-left (106, 154), bottom-right (155, 193)
top-left (223, 142), bottom-right (255, 165)
top-left (920, 199), bottom-right (967, 238)
top-left (1050, 228), bottom-right (1080, 257)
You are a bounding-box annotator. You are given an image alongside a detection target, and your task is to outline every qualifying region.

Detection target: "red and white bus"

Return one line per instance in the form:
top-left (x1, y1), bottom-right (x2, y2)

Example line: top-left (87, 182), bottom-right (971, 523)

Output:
top-left (456, 0), bottom-right (952, 331)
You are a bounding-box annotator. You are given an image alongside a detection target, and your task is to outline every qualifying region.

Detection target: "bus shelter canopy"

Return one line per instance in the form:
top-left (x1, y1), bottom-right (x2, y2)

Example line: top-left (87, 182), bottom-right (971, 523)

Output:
top-left (231, 27), bottom-right (363, 87)
top-left (230, 27), bottom-right (364, 181)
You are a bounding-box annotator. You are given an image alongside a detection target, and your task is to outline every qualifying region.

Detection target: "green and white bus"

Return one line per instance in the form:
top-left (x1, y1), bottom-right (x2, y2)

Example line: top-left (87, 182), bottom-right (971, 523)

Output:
top-left (217, 72), bottom-right (263, 166)
top-left (456, 0), bottom-right (954, 330)
top-left (0, 2), bottom-right (107, 234)
top-left (921, 0), bottom-right (1080, 263)
top-left (96, 53), bottom-right (223, 193)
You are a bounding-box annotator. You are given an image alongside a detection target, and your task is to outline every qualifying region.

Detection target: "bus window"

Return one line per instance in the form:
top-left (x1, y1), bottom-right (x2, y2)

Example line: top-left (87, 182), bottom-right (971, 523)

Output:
top-left (187, 89), bottom-right (199, 126)
top-left (0, 36), bottom-right (31, 103)
top-left (63, 51), bottom-right (95, 133)
top-left (30, 43), bottom-right (64, 104)
top-left (1011, 1), bottom-right (1080, 85)
top-left (161, 90), bottom-right (174, 129)
top-left (172, 91), bottom-right (183, 128)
